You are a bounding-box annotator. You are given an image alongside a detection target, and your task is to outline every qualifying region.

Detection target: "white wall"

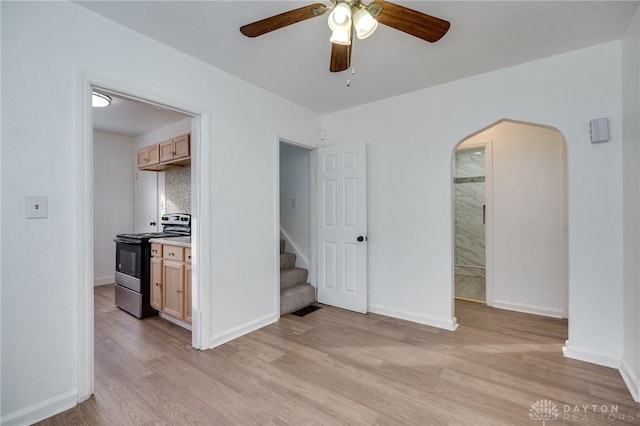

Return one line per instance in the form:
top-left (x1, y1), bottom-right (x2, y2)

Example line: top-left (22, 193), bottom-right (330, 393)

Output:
top-left (621, 5), bottom-right (640, 402)
top-left (462, 122), bottom-right (567, 318)
top-left (322, 42), bottom-right (624, 363)
top-left (1, 2), bottom-right (321, 424)
top-left (279, 142), bottom-right (311, 268)
top-left (93, 131), bottom-right (135, 285)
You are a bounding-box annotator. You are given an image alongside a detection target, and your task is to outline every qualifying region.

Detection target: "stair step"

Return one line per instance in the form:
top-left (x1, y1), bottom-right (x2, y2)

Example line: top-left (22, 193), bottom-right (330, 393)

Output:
top-left (280, 267), bottom-right (308, 290)
top-left (280, 253), bottom-right (296, 270)
top-left (281, 283), bottom-right (316, 315)
top-left (280, 239), bottom-right (285, 254)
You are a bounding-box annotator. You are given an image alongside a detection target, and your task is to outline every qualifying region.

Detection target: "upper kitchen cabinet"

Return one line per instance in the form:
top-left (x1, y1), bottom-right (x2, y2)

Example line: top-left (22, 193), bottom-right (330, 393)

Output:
top-left (138, 133), bottom-right (190, 171)
top-left (160, 133), bottom-right (190, 163)
top-left (137, 144), bottom-right (160, 168)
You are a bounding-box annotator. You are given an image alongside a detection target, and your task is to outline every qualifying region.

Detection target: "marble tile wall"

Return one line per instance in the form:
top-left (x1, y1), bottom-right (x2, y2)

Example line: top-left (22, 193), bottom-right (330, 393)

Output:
top-left (454, 150), bottom-right (485, 274)
top-left (165, 165), bottom-right (191, 214)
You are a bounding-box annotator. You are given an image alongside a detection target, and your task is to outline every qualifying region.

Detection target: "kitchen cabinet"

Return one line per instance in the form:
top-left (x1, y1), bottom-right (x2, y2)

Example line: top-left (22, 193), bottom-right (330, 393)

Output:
top-left (137, 133), bottom-right (190, 171)
top-left (185, 248), bottom-right (192, 323)
top-left (150, 242), bottom-right (191, 323)
top-left (159, 133), bottom-right (190, 163)
top-left (137, 144), bottom-right (160, 168)
top-left (162, 259), bottom-right (185, 319)
top-left (150, 244), bottom-right (163, 311)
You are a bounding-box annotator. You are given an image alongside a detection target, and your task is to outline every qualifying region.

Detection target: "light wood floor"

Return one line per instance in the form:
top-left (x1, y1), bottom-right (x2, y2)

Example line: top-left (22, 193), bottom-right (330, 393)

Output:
top-left (37, 285), bottom-right (639, 425)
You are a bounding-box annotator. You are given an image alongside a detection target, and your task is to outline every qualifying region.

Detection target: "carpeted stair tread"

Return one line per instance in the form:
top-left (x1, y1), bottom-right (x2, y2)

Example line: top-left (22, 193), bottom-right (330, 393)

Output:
top-left (280, 267), bottom-right (308, 290)
top-left (280, 253), bottom-right (296, 270)
top-left (281, 284), bottom-right (316, 315)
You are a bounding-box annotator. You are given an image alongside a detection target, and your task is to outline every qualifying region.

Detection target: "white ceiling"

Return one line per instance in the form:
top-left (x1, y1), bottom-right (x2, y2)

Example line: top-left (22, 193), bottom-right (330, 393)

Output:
top-left (92, 90), bottom-right (190, 138)
top-left (80, 0), bottom-right (639, 119)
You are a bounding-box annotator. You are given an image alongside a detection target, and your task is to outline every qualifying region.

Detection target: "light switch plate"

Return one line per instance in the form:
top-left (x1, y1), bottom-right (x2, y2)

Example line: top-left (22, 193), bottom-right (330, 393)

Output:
top-left (26, 195), bottom-right (48, 219)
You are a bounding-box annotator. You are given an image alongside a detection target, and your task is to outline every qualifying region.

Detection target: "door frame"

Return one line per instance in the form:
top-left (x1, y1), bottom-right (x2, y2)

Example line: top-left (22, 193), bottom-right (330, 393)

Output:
top-left (76, 73), bottom-right (211, 401)
top-left (274, 132), bottom-right (319, 316)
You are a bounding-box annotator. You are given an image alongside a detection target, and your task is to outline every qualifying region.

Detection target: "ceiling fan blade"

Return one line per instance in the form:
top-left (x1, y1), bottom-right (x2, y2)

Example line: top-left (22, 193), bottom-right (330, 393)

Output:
top-left (370, 0), bottom-right (450, 43)
top-left (240, 3), bottom-right (327, 37)
top-left (330, 43), bottom-right (351, 72)
top-left (329, 32), bottom-right (353, 72)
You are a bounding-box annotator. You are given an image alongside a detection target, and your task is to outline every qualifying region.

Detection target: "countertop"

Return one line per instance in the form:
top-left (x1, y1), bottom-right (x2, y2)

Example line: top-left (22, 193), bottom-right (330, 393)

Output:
top-left (149, 236), bottom-right (191, 248)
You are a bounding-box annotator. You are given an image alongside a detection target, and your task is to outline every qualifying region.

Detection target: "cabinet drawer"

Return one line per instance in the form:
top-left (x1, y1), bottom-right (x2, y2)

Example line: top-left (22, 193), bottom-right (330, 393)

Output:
top-left (151, 243), bottom-right (162, 257)
top-left (185, 248), bottom-right (192, 263)
top-left (163, 245), bottom-right (184, 262)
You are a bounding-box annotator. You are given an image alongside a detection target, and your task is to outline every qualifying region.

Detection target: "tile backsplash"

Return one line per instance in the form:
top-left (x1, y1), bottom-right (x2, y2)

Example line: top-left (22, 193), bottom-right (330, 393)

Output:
top-left (165, 166), bottom-right (191, 214)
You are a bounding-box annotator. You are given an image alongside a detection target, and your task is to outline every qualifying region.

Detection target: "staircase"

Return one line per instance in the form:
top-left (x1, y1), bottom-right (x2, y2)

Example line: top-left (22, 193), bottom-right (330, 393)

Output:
top-left (280, 239), bottom-right (315, 315)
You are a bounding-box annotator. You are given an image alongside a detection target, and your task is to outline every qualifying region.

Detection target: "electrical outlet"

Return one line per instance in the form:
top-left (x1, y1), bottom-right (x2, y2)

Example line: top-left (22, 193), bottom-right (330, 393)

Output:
top-left (26, 195), bottom-right (48, 219)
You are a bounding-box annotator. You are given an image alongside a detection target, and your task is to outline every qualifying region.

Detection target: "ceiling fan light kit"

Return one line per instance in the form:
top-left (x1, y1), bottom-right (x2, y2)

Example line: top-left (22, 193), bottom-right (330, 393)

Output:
top-left (352, 7), bottom-right (378, 40)
top-left (239, 0), bottom-right (450, 73)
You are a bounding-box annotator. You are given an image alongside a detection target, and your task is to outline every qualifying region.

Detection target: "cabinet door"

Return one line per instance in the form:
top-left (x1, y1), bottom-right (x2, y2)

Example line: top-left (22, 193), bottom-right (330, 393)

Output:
top-left (163, 260), bottom-right (185, 319)
top-left (147, 144), bottom-right (160, 166)
top-left (159, 139), bottom-right (175, 163)
top-left (136, 148), bottom-right (149, 167)
top-left (172, 134), bottom-right (190, 160)
top-left (150, 257), bottom-right (163, 310)
top-left (184, 263), bottom-right (192, 323)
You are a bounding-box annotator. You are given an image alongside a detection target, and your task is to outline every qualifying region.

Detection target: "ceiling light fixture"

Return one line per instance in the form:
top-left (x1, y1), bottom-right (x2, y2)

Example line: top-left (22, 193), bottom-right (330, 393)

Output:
top-left (92, 91), bottom-right (112, 108)
top-left (327, 1), bottom-right (379, 45)
top-left (328, 2), bottom-right (353, 45)
top-left (352, 6), bottom-right (378, 39)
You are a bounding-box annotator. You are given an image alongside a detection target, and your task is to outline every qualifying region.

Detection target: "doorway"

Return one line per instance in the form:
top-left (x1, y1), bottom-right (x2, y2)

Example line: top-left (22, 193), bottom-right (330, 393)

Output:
top-left (453, 120), bottom-right (568, 319)
top-left (453, 146), bottom-right (487, 303)
top-left (78, 80), bottom-right (209, 400)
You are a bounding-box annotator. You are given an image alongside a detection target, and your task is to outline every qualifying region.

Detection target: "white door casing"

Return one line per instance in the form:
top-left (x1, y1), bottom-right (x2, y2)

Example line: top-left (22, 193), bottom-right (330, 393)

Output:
top-left (317, 142), bottom-right (368, 313)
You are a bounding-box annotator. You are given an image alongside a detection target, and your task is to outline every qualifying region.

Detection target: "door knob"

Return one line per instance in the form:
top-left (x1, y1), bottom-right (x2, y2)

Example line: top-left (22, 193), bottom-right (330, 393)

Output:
top-left (357, 236), bottom-right (366, 242)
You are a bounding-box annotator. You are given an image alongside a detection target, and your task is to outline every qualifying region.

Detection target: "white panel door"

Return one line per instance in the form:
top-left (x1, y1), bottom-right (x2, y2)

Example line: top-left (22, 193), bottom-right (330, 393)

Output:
top-left (317, 142), bottom-right (367, 313)
top-left (134, 168), bottom-right (159, 233)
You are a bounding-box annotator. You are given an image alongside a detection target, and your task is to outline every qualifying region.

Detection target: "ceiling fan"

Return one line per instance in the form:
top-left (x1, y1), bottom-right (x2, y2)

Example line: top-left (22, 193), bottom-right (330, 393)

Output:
top-left (240, 0), bottom-right (450, 73)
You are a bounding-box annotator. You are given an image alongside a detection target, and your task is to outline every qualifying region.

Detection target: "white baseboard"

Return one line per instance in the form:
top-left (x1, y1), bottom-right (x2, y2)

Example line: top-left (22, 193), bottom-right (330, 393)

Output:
top-left (563, 340), bottom-right (621, 368)
top-left (369, 304), bottom-right (458, 331)
top-left (1, 389), bottom-right (77, 426)
top-left (209, 313), bottom-right (279, 349)
top-left (491, 299), bottom-right (564, 318)
top-left (159, 312), bottom-right (192, 331)
top-left (620, 360), bottom-right (640, 402)
top-left (93, 276), bottom-right (114, 286)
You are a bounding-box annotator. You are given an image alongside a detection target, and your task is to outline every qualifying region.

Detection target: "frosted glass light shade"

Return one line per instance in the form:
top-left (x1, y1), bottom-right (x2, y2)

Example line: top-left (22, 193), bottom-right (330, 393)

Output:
top-left (330, 28), bottom-right (351, 45)
top-left (353, 8), bottom-right (378, 39)
top-left (328, 2), bottom-right (352, 31)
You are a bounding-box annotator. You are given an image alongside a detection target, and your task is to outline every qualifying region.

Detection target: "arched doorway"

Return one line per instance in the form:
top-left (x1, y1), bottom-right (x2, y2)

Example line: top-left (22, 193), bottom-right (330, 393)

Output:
top-left (453, 119), bottom-right (568, 318)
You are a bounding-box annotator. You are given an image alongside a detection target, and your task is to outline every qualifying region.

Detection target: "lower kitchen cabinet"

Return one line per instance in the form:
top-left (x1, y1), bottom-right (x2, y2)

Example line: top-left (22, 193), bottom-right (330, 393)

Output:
top-left (150, 256), bottom-right (163, 311)
top-left (150, 242), bottom-right (192, 324)
top-left (185, 263), bottom-right (192, 323)
top-left (162, 259), bottom-right (185, 319)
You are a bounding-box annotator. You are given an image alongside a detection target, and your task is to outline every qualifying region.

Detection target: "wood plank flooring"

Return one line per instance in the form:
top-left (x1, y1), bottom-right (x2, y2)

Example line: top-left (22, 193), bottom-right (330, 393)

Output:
top-left (37, 285), bottom-right (639, 425)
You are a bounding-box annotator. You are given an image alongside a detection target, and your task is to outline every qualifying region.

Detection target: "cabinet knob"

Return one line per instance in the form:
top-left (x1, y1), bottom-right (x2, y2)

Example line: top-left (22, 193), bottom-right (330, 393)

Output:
top-left (177, 290), bottom-right (182, 294)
